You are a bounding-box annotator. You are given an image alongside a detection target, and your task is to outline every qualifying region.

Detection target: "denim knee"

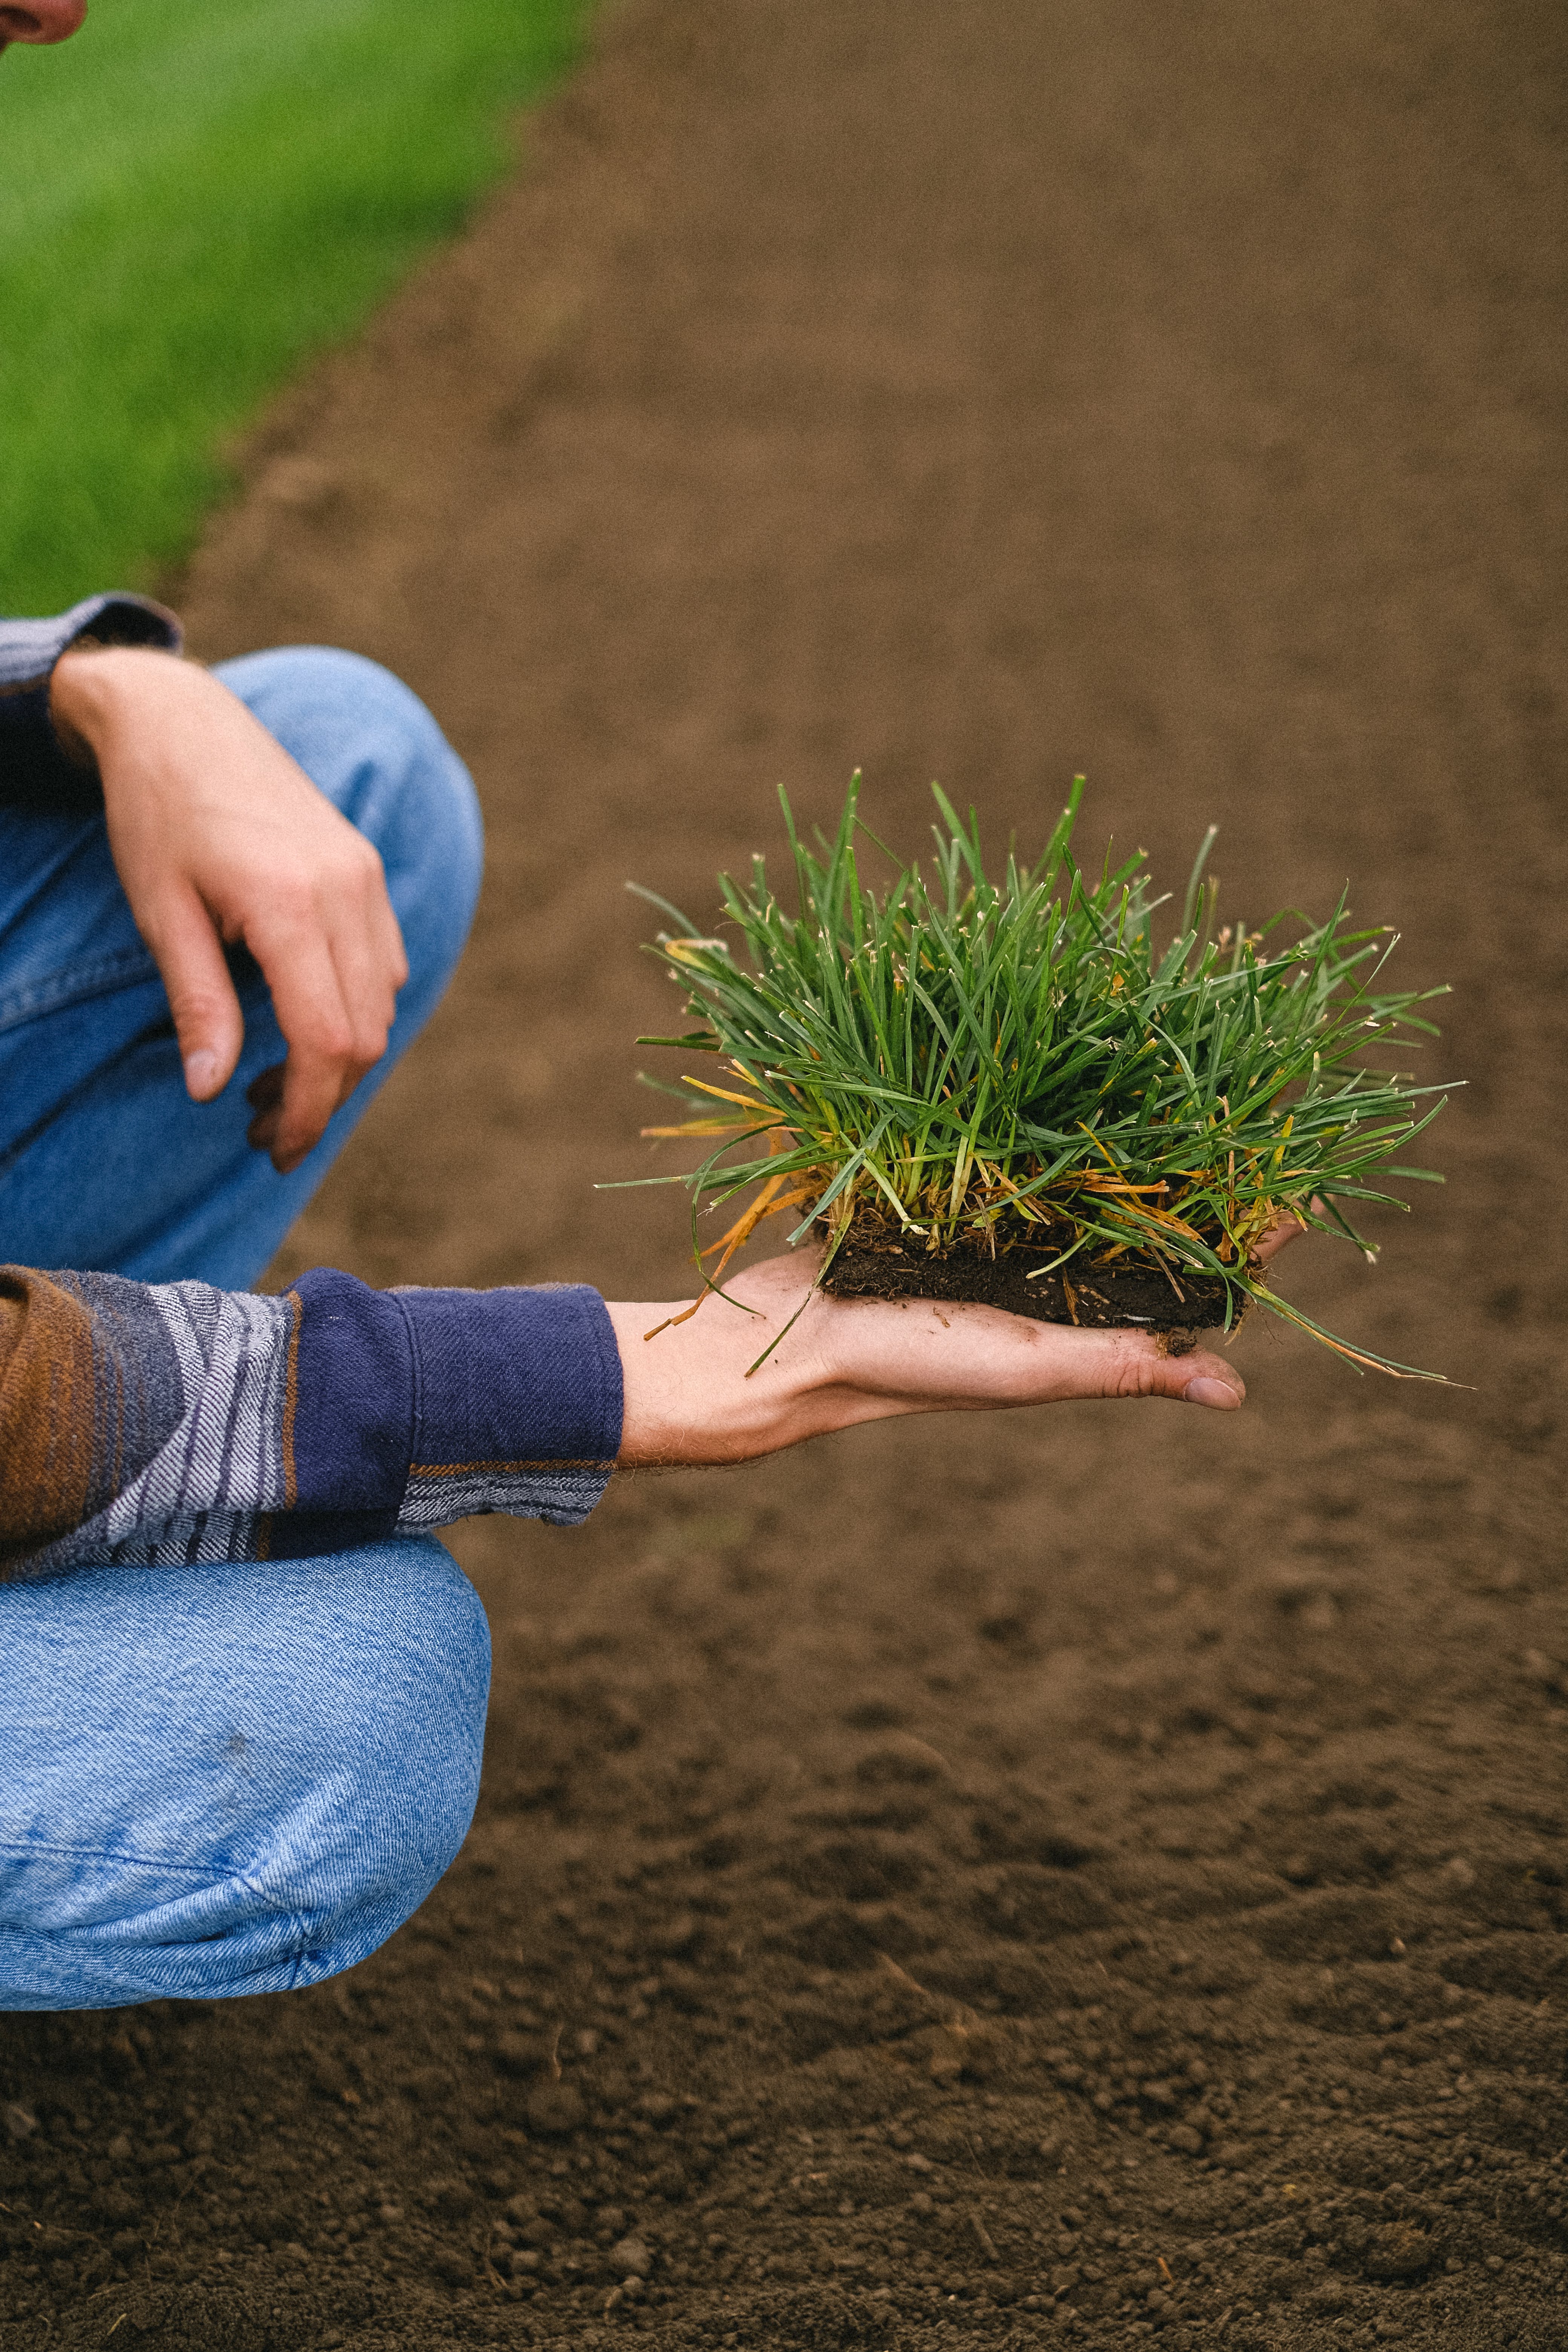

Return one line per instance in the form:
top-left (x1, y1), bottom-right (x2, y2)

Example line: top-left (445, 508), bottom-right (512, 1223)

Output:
top-left (0, 1537), bottom-right (492, 2011)
top-left (213, 645), bottom-right (485, 1019)
top-left (260, 1536), bottom-right (494, 1989)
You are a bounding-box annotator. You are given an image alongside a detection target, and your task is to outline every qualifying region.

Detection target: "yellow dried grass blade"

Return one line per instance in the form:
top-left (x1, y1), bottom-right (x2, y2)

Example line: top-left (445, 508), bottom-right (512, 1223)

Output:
top-left (678, 1075), bottom-right (779, 1114)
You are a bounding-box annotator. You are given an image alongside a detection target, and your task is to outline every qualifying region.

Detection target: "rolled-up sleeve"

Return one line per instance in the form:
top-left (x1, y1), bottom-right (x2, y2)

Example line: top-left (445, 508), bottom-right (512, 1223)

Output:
top-left (0, 594), bottom-right (183, 812)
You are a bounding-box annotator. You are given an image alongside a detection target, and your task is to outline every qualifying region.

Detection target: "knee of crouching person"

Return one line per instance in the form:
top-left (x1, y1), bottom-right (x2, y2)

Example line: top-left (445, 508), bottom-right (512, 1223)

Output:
top-left (277, 1537), bottom-right (493, 1982)
top-left (0, 1539), bottom-right (492, 2012)
top-left (305, 645), bottom-right (485, 958)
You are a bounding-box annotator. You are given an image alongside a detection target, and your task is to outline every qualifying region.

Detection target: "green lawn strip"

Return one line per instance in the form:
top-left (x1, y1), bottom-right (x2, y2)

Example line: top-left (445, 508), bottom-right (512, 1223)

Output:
top-left (0, 0), bottom-right (586, 612)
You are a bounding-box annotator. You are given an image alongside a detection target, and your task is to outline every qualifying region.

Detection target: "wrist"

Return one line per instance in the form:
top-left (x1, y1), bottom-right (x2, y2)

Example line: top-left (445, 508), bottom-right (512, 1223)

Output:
top-left (48, 643), bottom-right (190, 766)
top-left (605, 1286), bottom-right (827, 1467)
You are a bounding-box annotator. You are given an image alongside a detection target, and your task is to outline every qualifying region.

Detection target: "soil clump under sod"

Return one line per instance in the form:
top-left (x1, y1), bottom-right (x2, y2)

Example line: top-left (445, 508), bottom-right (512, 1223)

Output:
top-left (820, 1218), bottom-right (1231, 1347)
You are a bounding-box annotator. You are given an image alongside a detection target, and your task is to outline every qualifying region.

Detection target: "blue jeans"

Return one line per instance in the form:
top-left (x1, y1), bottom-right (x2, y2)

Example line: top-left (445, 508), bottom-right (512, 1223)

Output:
top-left (0, 1541), bottom-right (490, 2009)
top-left (0, 648), bottom-right (492, 2009)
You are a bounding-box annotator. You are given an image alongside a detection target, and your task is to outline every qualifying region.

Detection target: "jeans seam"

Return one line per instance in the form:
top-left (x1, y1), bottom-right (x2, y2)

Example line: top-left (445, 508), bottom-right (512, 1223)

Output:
top-left (0, 1836), bottom-right (217, 1877)
top-left (0, 1840), bottom-right (305, 1928)
top-left (0, 943), bottom-right (160, 1034)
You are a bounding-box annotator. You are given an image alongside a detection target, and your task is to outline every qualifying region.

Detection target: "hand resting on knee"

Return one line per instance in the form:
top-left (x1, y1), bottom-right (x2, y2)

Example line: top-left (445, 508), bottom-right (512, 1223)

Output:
top-left (49, 645), bottom-right (408, 1174)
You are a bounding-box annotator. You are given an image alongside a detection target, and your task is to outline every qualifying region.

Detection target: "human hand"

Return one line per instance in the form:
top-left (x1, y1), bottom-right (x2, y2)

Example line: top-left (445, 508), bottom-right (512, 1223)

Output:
top-left (610, 1208), bottom-right (1316, 1468)
top-left (50, 646), bottom-right (407, 1173)
top-left (607, 1250), bottom-right (1281, 1468)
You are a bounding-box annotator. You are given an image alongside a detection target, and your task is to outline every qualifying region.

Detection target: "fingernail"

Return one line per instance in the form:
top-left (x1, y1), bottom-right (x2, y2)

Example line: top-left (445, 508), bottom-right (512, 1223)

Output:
top-left (184, 1049), bottom-right (219, 1098)
top-left (1185, 1376), bottom-right (1241, 1410)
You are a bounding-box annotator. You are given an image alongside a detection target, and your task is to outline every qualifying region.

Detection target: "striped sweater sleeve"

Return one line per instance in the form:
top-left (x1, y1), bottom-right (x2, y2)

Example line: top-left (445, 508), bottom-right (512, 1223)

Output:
top-left (0, 1265), bottom-right (623, 1581)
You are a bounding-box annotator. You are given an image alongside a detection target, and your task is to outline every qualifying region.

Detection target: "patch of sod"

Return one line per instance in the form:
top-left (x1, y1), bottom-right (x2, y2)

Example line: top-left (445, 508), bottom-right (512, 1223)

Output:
top-left (624, 777), bottom-right (1451, 1374)
top-left (0, 0), bottom-right (586, 613)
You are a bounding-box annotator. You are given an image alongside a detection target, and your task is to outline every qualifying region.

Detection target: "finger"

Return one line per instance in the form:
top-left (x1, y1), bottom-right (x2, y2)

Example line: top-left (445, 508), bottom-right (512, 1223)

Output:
top-left (1081, 1330), bottom-right (1245, 1409)
top-left (1252, 1207), bottom-right (1311, 1268)
top-left (245, 1063), bottom-right (286, 1155)
top-left (272, 1043), bottom-right (352, 1173)
top-left (248, 865), bottom-right (401, 1170)
top-left (245, 922), bottom-right (361, 1172)
top-left (1176, 1351), bottom-right (1246, 1409)
top-left (371, 861), bottom-right (409, 993)
top-left (325, 874), bottom-right (402, 1072)
top-left (139, 882), bottom-right (245, 1102)
top-left (814, 1284), bottom-right (1250, 1414)
top-left (343, 832), bottom-right (408, 995)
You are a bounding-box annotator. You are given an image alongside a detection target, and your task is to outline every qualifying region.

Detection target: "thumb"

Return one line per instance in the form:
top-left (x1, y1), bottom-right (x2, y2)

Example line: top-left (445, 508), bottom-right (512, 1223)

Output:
top-left (142, 885), bottom-right (245, 1103)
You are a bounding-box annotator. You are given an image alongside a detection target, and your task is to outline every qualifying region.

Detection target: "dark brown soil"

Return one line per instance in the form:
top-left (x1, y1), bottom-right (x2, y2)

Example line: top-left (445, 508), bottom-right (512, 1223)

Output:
top-left (820, 1223), bottom-right (1233, 1344)
top-left (4, 2), bottom-right (1566, 2348)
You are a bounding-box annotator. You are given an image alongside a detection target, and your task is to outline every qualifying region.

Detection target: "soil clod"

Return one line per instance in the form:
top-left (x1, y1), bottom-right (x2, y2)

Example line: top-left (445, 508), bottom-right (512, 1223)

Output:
top-left (821, 1220), bottom-right (1236, 1336)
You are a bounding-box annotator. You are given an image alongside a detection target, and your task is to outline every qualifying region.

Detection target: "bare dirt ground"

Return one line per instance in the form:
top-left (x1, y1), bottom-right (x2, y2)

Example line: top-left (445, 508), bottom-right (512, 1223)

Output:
top-left (4, 2), bottom-right (1567, 2346)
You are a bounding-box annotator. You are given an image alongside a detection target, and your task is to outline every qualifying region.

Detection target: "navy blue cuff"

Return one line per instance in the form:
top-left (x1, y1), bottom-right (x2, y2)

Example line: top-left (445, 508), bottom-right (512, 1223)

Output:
top-left (397, 1282), bottom-right (624, 1530)
top-left (286, 1268), bottom-right (414, 1519)
top-left (0, 593), bottom-right (184, 813)
top-left (276, 1269), bottom-right (622, 1554)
